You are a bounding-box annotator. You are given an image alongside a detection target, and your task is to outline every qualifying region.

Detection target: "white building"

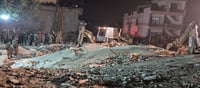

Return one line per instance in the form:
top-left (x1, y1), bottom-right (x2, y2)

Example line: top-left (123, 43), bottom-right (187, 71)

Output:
top-left (123, 0), bottom-right (188, 45)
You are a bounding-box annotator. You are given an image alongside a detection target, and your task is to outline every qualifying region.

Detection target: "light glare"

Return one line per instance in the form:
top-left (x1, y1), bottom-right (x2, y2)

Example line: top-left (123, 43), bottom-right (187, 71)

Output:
top-left (0, 14), bottom-right (10, 20)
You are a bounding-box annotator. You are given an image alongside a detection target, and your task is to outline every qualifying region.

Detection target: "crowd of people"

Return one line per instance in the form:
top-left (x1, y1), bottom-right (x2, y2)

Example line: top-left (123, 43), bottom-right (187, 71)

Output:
top-left (2, 29), bottom-right (57, 59)
top-left (2, 29), bottom-right (57, 46)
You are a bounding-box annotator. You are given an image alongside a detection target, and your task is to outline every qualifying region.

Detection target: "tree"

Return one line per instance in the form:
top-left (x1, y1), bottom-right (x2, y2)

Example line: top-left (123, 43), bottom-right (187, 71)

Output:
top-left (0, 0), bottom-right (40, 21)
top-left (0, 0), bottom-right (63, 43)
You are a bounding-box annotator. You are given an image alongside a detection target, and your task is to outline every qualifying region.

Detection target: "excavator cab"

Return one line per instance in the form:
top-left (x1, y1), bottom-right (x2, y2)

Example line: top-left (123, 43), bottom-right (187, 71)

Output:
top-left (188, 23), bottom-right (200, 54)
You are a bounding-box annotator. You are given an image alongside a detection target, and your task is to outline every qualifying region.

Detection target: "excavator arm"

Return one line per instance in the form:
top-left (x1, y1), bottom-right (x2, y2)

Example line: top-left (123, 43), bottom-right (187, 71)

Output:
top-left (77, 22), bottom-right (96, 47)
top-left (166, 21), bottom-right (199, 53)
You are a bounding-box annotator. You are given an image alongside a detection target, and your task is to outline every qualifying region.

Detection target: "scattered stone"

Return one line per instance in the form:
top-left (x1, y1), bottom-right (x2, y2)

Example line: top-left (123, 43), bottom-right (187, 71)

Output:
top-left (1, 44), bottom-right (199, 87)
top-left (143, 75), bottom-right (157, 81)
top-left (79, 79), bottom-right (88, 84)
top-left (9, 78), bottom-right (20, 84)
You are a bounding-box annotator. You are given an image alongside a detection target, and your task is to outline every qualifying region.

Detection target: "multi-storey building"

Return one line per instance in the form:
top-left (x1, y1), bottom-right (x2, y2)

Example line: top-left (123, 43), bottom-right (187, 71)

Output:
top-left (123, 0), bottom-right (188, 45)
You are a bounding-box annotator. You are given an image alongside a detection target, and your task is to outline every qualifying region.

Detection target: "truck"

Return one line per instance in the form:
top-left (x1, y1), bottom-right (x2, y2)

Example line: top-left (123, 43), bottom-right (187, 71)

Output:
top-left (96, 26), bottom-right (133, 44)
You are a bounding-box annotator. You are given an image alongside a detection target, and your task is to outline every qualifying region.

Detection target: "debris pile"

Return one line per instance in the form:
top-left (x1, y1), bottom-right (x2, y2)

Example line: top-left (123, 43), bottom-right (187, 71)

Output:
top-left (152, 49), bottom-right (176, 56)
top-left (36, 44), bottom-right (66, 56)
top-left (18, 46), bottom-right (35, 58)
top-left (2, 59), bottom-right (200, 88)
top-left (87, 54), bottom-right (152, 68)
top-left (87, 49), bottom-right (175, 68)
top-left (87, 58), bottom-right (200, 88)
top-left (0, 66), bottom-right (94, 88)
top-left (1, 44), bottom-right (200, 87)
top-left (177, 45), bottom-right (189, 55)
top-left (7, 44), bottom-right (67, 59)
top-left (100, 42), bottom-right (128, 48)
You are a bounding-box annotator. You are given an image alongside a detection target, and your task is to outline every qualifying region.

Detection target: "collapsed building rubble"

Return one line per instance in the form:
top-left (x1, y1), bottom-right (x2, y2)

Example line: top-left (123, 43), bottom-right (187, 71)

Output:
top-left (36, 44), bottom-right (67, 56)
top-left (0, 43), bottom-right (199, 87)
top-left (1, 44), bottom-right (67, 59)
top-left (0, 66), bottom-right (90, 88)
top-left (11, 44), bottom-right (177, 69)
top-left (1, 55), bottom-right (200, 87)
top-left (86, 55), bottom-right (200, 88)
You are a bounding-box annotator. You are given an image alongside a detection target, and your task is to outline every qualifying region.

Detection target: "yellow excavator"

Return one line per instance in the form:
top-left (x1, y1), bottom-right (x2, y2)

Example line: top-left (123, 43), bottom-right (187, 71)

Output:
top-left (166, 21), bottom-right (200, 54)
top-left (76, 22), bottom-right (95, 47)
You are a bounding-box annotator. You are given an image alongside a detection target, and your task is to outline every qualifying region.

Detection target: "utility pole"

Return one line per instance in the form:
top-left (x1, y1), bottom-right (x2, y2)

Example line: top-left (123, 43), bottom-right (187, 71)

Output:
top-left (55, 0), bottom-right (64, 44)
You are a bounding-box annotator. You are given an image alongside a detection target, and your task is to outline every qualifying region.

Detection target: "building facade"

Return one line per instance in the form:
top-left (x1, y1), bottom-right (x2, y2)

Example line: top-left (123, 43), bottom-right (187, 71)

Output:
top-left (22, 5), bottom-right (83, 33)
top-left (0, 5), bottom-right (82, 34)
top-left (123, 0), bottom-right (188, 45)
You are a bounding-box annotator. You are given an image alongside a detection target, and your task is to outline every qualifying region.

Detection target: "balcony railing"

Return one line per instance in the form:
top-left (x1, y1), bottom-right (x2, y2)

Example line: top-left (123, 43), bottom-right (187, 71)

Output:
top-left (149, 23), bottom-right (183, 29)
top-left (169, 9), bottom-right (185, 13)
top-left (151, 7), bottom-right (185, 15)
top-left (151, 6), bottom-right (167, 12)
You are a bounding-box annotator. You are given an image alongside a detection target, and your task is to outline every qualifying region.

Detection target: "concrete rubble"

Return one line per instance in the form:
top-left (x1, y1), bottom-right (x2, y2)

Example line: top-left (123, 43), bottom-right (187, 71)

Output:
top-left (0, 43), bottom-right (199, 87)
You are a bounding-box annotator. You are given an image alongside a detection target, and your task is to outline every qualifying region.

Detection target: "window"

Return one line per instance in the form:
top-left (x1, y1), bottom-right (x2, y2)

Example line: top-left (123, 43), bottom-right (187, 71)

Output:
top-left (170, 3), bottom-right (181, 11)
top-left (151, 17), bottom-right (160, 24)
top-left (98, 29), bottom-right (106, 36)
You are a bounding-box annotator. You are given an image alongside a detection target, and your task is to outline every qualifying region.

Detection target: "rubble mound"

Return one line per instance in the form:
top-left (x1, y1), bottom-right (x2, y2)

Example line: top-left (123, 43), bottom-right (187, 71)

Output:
top-left (0, 66), bottom-right (92, 88)
top-left (12, 45), bottom-right (177, 69)
top-left (36, 44), bottom-right (67, 56)
top-left (86, 56), bottom-right (200, 88)
top-left (1, 44), bottom-right (200, 87)
top-left (3, 56), bottom-right (200, 87)
top-left (2, 44), bottom-right (67, 59)
top-left (18, 46), bottom-right (35, 58)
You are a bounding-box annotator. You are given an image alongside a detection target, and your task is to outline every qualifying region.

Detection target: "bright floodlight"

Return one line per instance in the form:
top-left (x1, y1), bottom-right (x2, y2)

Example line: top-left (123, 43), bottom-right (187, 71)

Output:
top-left (0, 14), bottom-right (10, 20)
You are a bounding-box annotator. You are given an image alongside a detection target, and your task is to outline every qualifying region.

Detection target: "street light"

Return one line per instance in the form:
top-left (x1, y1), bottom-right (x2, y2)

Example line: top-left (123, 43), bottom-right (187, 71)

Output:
top-left (0, 14), bottom-right (10, 20)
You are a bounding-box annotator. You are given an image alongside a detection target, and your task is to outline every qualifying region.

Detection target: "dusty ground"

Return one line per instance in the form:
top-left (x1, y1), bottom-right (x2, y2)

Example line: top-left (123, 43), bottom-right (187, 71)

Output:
top-left (0, 43), bottom-right (200, 87)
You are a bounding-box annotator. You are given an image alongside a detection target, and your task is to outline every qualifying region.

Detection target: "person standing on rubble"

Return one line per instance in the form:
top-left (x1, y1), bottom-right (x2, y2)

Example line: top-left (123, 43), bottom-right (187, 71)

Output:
top-left (28, 32), bottom-right (34, 46)
top-left (38, 31), bottom-right (42, 45)
top-left (48, 33), bottom-right (53, 44)
top-left (41, 32), bottom-right (45, 45)
top-left (9, 29), bottom-right (17, 44)
top-left (6, 41), bottom-right (13, 59)
top-left (22, 32), bottom-right (28, 46)
top-left (44, 33), bottom-right (51, 45)
top-left (1, 29), bottom-right (8, 44)
top-left (33, 33), bottom-right (39, 46)
top-left (12, 37), bottom-right (19, 57)
top-left (51, 31), bottom-right (56, 43)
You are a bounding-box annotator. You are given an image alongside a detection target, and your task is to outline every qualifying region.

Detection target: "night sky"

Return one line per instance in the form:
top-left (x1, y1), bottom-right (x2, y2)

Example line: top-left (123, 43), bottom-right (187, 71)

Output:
top-left (82, 0), bottom-right (150, 27)
top-left (81, 0), bottom-right (200, 28)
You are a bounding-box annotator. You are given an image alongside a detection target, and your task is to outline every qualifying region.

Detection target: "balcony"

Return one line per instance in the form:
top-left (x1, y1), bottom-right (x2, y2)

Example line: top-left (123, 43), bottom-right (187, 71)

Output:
top-left (151, 4), bottom-right (167, 12)
top-left (170, 8), bottom-right (185, 13)
top-left (149, 23), bottom-right (183, 30)
top-left (151, 10), bottom-right (185, 16)
top-left (151, 6), bottom-right (185, 16)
